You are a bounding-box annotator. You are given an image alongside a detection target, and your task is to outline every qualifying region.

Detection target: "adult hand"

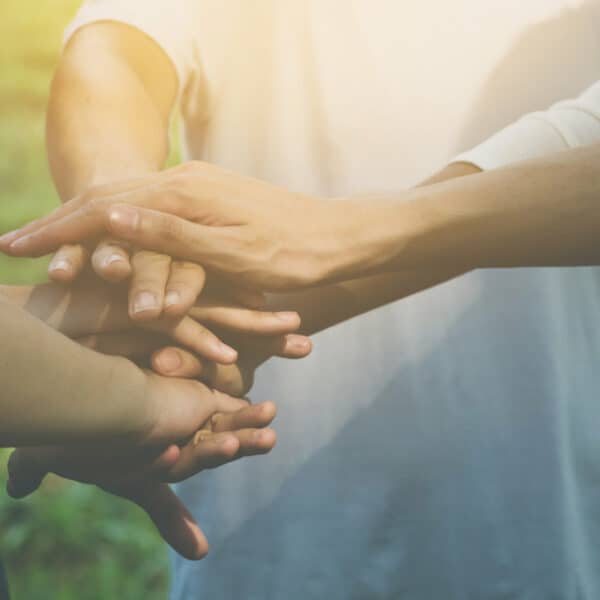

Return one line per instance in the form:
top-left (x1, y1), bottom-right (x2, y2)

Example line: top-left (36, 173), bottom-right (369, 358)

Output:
top-left (48, 238), bottom-right (265, 320)
top-left (0, 162), bottom-right (368, 290)
top-left (7, 398), bottom-right (277, 560)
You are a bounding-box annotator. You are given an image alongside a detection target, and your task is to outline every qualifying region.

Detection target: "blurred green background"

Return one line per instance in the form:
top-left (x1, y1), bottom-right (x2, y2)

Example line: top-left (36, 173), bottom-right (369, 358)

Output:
top-left (0, 1), bottom-right (170, 597)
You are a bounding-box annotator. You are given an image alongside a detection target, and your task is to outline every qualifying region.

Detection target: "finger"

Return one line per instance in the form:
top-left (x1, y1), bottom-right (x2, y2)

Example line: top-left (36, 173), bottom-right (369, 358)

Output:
top-left (147, 377), bottom-right (251, 445)
top-left (129, 250), bottom-right (172, 321)
top-left (164, 261), bottom-right (206, 318)
top-left (6, 449), bottom-right (48, 499)
top-left (209, 401), bottom-right (277, 433)
top-left (108, 206), bottom-right (238, 268)
top-left (191, 303), bottom-right (301, 335)
top-left (0, 174), bottom-right (170, 250)
top-left (208, 387), bottom-right (252, 415)
top-left (230, 286), bottom-right (266, 309)
top-left (270, 334), bottom-right (313, 358)
top-left (151, 347), bottom-right (247, 396)
top-left (146, 444), bottom-right (182, 479)
top-left (5, 194), bottom-right (229, 263)
top-left (122, 483), bottom-right (209, 560)
top-left (166, 432), bottom-right (241, 481)
top-left (229, 427), bottom-right (277, 458)
top-left (166, 427), bottom-right (277, 482)
top-left (152, 347), bottom-right (205, 378)
top-left (235, 334), bottom-right (313, 359)
top-left (144, 316), bottom-right (238, 364)
top-left (91, 238), bottom-right (132, 282)
top-left (48, 244), bottom-right (88, 283)
top-left (77, 331), bottom-right (170, 359)
top-left (0, 208), bottom-right (78, 250)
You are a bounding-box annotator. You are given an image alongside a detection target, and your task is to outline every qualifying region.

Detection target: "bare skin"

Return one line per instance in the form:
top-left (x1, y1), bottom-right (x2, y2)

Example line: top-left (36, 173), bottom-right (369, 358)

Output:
top-left (0, 288), bottom-right (283, 558)
top-left (7, 143), bottom-right (600, 291)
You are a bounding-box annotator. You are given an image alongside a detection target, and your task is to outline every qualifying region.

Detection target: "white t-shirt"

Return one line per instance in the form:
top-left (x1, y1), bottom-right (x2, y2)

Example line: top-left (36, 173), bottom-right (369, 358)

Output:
top-left (67, 2), bottom-right (600, 598)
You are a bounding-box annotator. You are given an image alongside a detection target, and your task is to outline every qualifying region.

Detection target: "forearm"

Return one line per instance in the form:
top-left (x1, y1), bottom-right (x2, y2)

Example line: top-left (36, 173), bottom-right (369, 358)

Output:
top-left (351, 143), bottom-right (600, 274)
top-left (267, 163), bottom-right (479, 335)
top-left (0, 297), bottom-right (147, 447)
top-left (293, 144), bottom-right (600, 334)
top-left (267, 269), bottom-right (462, 335)
top-left (47, 22), bottom-right (176, 199)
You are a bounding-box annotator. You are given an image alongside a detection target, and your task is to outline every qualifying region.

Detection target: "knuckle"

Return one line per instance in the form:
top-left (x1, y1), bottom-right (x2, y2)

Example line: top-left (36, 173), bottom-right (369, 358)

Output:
top-left (161, 185), bottom-right (188, 209)
top-left (160, 215), bottom-right (184, 242)
top-left (85, 195), bottom-right (110, 215)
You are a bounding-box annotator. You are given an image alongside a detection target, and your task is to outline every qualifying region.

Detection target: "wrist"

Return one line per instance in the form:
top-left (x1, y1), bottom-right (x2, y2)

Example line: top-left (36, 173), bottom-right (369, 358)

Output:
top-left (330, 188), bottom-right (457, 276)
top-left (322, 197), bottom-right (419, 279)
top-left (306, 198), bottom-right (388, 284)
top-left (95, 356), bottom-right (153, 444)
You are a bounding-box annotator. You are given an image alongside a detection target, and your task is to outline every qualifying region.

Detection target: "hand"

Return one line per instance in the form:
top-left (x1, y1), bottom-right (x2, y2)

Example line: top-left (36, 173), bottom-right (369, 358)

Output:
top-left (6, 399), bottom-right (277, 560)
top-left (16, 273), bottom-right (304, 364)
top-left (76, 326), bottom-right (313, 392)
top-left (0, 162), bottom-right (365, 290)
top-left (151, 330), bottom-right (313, 397)
top-left (48, 239), bottom-right (265, 320)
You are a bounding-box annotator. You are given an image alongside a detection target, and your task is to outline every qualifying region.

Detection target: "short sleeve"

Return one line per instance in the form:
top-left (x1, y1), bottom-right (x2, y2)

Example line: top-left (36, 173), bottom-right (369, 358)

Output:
top-left (64, 0), bottom-right (200, 95)
top-left (453, 80), bottom-right (600, 170)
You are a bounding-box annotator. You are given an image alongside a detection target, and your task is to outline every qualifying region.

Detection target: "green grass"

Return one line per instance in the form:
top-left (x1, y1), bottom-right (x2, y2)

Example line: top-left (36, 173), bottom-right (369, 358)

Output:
top-left (0, 2), bottom-right (170, 598)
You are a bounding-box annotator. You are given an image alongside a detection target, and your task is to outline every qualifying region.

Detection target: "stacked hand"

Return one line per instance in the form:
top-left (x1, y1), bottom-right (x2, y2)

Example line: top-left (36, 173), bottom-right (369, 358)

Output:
top-left (4, 271), bottom-right (310, 557)
top-left (1, 166), bottom-right (318, 559)
top-left (7, 374), bottom-right (278, 560)
top-left (0, 161), bottom-right (363, 290)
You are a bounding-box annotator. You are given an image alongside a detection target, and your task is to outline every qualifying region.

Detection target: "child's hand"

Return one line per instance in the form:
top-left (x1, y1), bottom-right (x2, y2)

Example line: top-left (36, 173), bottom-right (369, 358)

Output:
top-left (6, 382), bottom-right (278, 560)
top-left (151, 333), bottom-right (313, 397)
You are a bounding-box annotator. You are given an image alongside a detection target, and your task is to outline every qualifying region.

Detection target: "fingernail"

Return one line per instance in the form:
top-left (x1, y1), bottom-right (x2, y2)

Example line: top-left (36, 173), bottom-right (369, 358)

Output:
top-left (165, 291), bottom-right (182, 308)
top-left (157, 349), bottom-right (182, 373)
top-left (133, 291), bottom-right (158, 314)
top-left (276, 312), bottom-right (299, 324)
top-left (102, 254), bottom-right (125, 269)
top-left (109, 206), bottom-right (139, 234)
top-left (49, 258), bottom-right (72, 274)
top-left (218, 343), bottom-right (238, 362)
